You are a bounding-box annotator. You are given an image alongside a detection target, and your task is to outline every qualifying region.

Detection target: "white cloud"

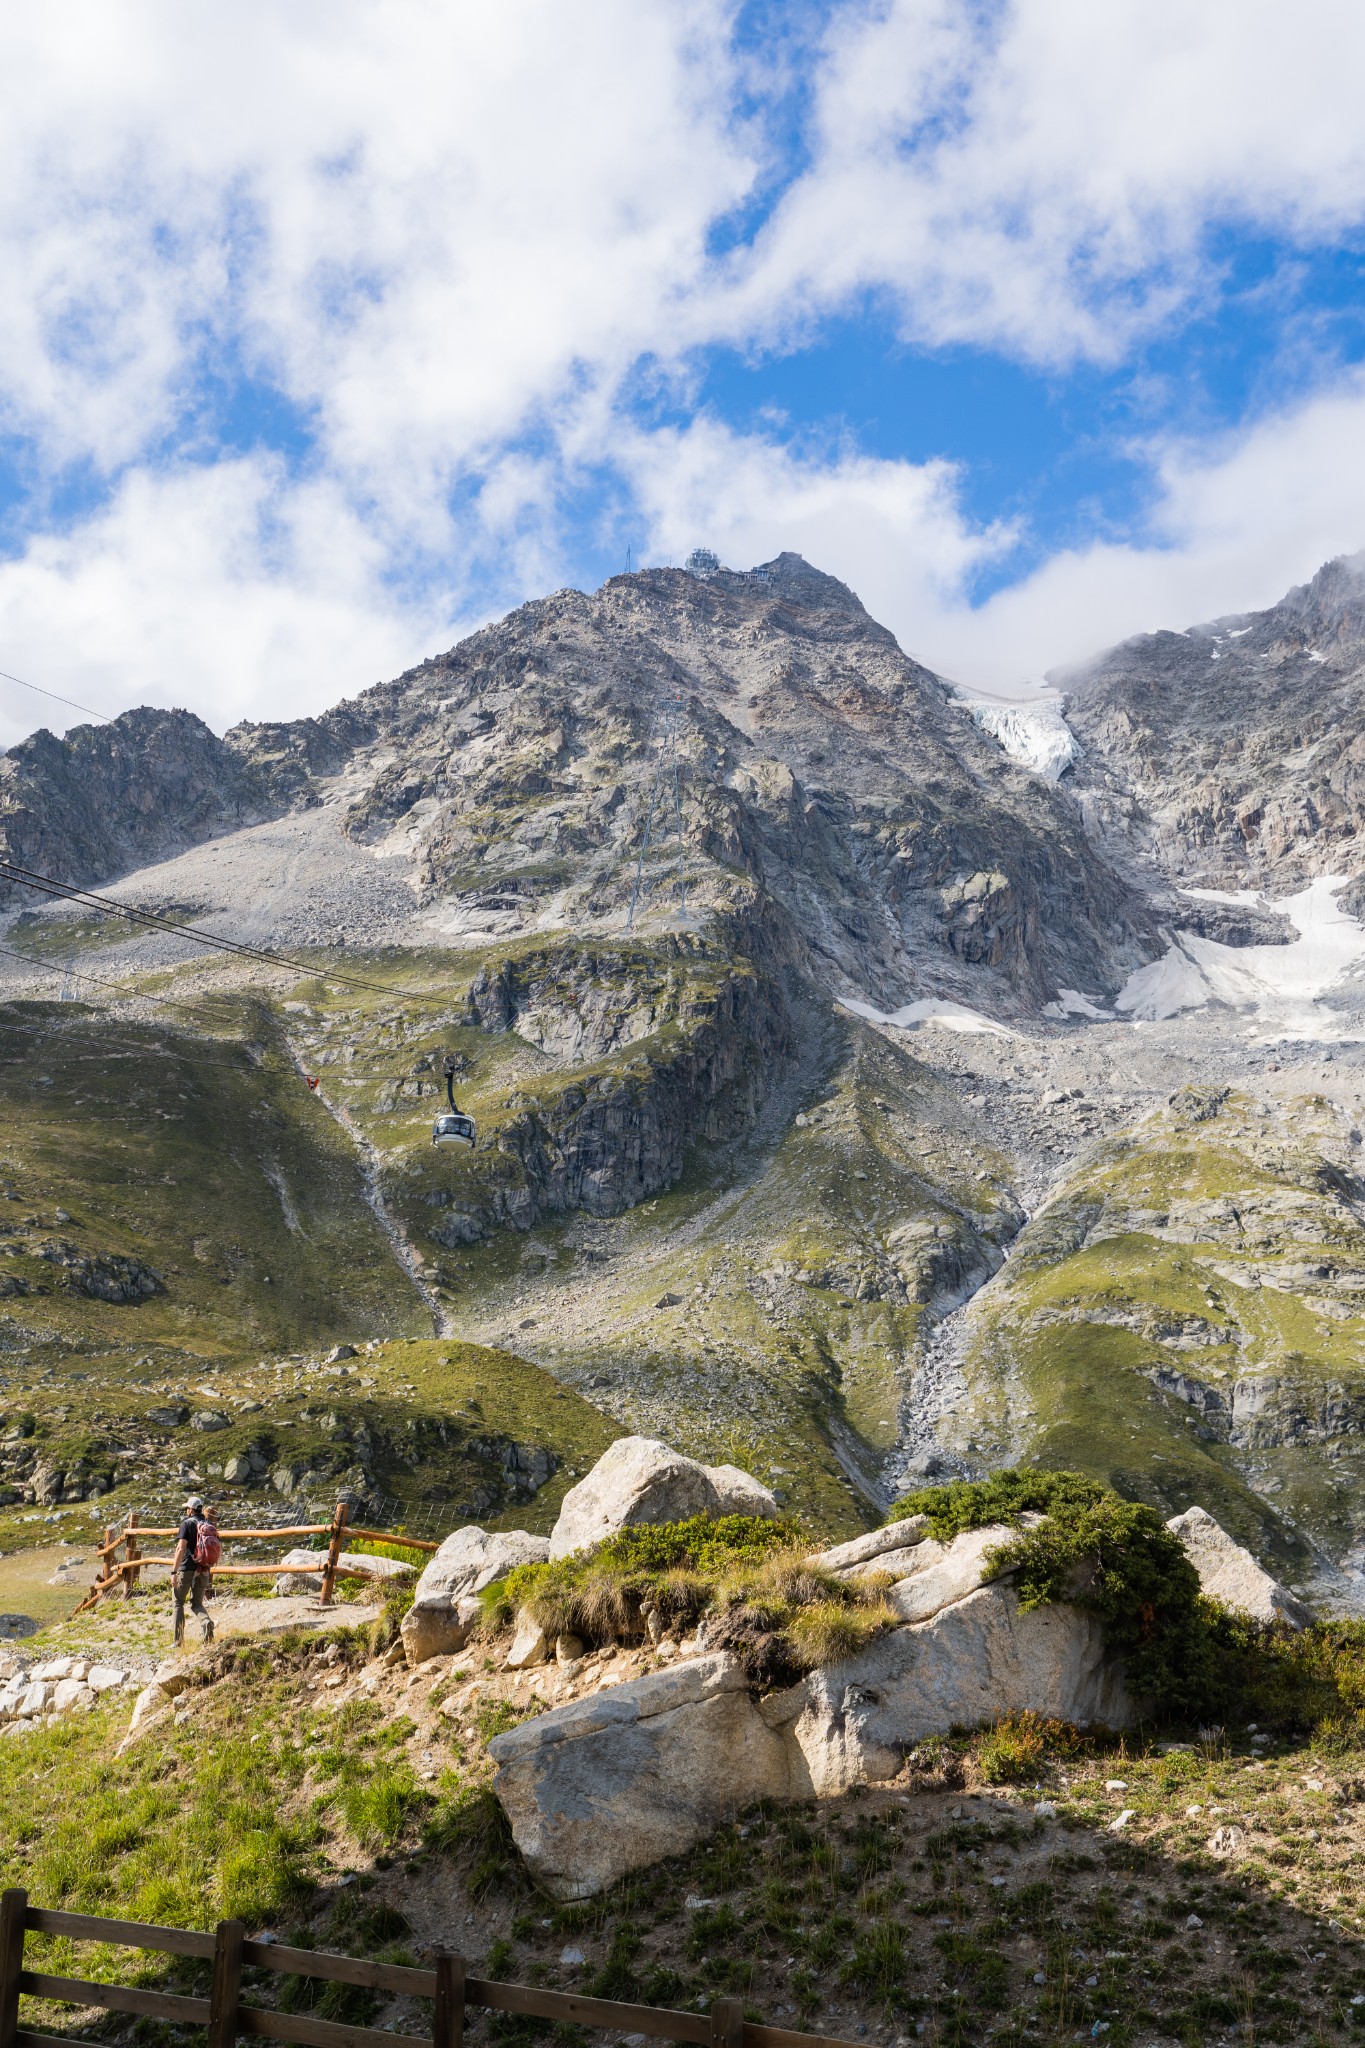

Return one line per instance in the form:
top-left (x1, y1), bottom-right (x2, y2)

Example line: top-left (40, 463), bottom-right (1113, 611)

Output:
top-left (0, 460), bottom-right (454, 750)
top-left (0, 2), bottom-right (750, 498)
top-left (3, 1), bottom-right (1365, 750)
top-left (614, 372), bottom-right (1365, 691)
top-left (730, 0), bottom-right (1365, 364)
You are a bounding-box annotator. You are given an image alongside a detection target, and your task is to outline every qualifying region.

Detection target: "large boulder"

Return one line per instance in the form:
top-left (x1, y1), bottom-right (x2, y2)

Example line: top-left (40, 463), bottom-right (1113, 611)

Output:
top-left (1166, 1506), bottom-right (1313, 1628)
top-left (773, 1585), bottom-right (1129, 1797)
top-left (490, 1522), bottom-right (1134, 1896)
top-left (401, 1525), bottom-right (550, 1665)
top-left (548, 1437), bottom-right (779, 1559)
top-left (489, 1652), bottom-right (792, 1898)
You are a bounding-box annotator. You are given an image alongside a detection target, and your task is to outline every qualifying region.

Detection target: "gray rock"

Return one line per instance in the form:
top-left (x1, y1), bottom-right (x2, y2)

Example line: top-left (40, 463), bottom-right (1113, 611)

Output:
top-left (507, 1614), bottom-right (549, 1669)
top-left (1166, 1506), bottom-right (1313, 1627)
top-left (777, 1586), bottom-right (1130, 1795)
top-left (810, 1518), bottom-right (929, 1576)
top-left (548, 1437), bottom-right (778, 1559)
top-left (489, 1653), bottom-right (791, 1899)
top-left (190, 1411), bottom-right (229, 1433)
top-left (401, 1525), bottom-right (549, 1665)
top-left (884, 1523), bottom-right (1022, 1623)
top-left (273, 1547), bottom-right (325, 1596)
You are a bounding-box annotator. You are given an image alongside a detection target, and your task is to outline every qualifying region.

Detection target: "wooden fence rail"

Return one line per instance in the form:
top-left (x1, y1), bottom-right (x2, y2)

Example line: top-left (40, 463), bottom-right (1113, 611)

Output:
top-left (72, 1502), bottom-right (440, 1619)
top-left (0, 1893), bottom-right (856, 2048)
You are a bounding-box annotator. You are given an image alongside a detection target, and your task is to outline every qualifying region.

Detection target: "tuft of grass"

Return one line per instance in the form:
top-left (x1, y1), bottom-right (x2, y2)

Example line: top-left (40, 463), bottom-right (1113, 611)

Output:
top-left (495, 1515), bottom-right (798, 1646)
top-left (492, 1517), bottom-right (897, 1677)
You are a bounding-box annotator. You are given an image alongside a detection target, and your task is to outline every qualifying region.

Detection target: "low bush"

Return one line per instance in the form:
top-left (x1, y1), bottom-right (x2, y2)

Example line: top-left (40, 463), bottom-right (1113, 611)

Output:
top-left (888, 1470), bottom-right (1211, 1718)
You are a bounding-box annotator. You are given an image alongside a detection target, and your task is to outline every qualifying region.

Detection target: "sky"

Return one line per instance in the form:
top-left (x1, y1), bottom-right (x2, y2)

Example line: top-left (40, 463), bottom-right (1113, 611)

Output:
top-left (3, 0), bottom-right (1365, 747)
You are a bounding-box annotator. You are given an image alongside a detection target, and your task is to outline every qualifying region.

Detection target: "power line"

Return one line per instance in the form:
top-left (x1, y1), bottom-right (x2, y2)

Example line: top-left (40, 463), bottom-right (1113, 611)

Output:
top-left (0, 667), bottom-right (113, 725)
top-left (0, 858), bottom-right (425, 1000)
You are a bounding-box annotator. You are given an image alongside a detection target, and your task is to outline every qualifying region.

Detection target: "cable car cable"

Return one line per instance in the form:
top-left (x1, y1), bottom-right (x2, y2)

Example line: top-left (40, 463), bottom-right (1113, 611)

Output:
top-left (0, 666), bottom-right (114, 725)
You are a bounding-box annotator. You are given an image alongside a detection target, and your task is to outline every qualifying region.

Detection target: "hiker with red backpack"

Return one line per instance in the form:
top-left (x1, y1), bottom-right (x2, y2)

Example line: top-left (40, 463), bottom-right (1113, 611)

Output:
top-left (171, 1494), bottom-right (221, 1646)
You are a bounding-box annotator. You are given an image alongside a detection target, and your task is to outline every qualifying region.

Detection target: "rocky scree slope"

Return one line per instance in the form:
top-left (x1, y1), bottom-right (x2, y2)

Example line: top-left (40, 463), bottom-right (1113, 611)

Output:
top-left (1060, 551), bottom-right (1365, 901)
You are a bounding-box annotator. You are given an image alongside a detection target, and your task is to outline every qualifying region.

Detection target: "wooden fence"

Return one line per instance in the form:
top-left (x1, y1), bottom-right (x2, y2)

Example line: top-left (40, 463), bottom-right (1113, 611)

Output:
top-left (0, 1892), bottom-right (858, 2048)
top-left (73, 1502), bottom-right (441, 1617)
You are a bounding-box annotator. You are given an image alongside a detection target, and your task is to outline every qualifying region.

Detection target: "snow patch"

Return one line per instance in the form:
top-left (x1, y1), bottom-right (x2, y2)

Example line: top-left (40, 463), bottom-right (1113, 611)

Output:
top-left (1043, 988), bottom-right (1114, 1021)
top-left (840, 996), bottom-right (1019, 1039)
top-left (1115, 878), bottom-right (1365, 1039)
top-left (971, 699), bottom-right (1078, 783)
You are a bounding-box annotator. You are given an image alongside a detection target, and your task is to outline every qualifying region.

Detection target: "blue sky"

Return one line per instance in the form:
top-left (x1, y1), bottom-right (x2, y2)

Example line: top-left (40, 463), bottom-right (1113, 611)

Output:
top-left (2, 0), bottom-right (1365, 746)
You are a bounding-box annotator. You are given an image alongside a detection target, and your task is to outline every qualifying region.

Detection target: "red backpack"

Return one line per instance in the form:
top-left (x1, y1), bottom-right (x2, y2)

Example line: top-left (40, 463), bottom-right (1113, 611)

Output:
top-left (196, 1520), bottom-right (222, 1568)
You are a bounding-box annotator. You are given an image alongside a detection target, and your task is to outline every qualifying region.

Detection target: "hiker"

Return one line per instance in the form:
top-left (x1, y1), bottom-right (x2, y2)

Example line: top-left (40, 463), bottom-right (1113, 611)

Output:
top-left (171, 1494), bottom-right (218, 1646)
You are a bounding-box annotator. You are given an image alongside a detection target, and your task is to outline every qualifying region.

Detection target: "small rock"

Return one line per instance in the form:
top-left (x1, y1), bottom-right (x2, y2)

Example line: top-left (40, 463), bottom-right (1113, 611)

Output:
top-left (1033, 1799), bottom-right (1057, 1817)
top-left (152, 1660), bottom-right (191, 1698)
top-left (1207, 1824), bottom-right (1245, 1856)
top-left (685, 1896), bottom-right (717, 1910)
top-left (556, 1633), bottom-right (585, 1665)
top-left (559, 1947), bottom-right (585, 1967)
top-left (1108, 1809), bottom-right (1135, 1832)
top-left (1105, 1778), bottom-right (1127, 1791)
top-left (507, 1613), bottom-right (549, 1669)
top-left (1306, 1778), bottom-right (1325, 1792)
top-left (1186, 1914), bottom-right (1203, 1929)
top-left (326, 1346), bottom-right (357, 1363)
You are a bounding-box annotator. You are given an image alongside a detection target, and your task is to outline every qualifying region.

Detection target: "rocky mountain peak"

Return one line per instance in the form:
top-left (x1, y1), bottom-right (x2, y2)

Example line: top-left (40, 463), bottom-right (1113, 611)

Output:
top-left (1058, 551), bottom-right (1365, 894)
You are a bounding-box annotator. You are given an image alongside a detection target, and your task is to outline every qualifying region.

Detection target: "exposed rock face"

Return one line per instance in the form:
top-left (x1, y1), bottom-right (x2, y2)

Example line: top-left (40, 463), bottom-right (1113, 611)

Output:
top-left (0, 708), bottom-right (277, 906)
top-left (490, 1543), bottom-right (1132, 1897)
top-left (1060, 551), bottom-right (1365, 894)
top-left (1167, 1505), bottom-right (1313, 1628)
top-left (548, 1437), bottom-right (779, 1559)
top-left (401, 1525), bottom-right (549, 1665)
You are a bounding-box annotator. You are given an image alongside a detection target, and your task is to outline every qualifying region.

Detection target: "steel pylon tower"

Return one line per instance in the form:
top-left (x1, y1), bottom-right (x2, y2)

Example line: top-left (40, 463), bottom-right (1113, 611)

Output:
top-left (626, 690), bottom-right (688, 930)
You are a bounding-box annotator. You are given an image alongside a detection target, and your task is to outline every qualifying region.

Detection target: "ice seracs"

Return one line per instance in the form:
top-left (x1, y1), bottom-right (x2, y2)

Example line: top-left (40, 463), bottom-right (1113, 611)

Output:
top-left (970, 695), bottom-right (1079, 784)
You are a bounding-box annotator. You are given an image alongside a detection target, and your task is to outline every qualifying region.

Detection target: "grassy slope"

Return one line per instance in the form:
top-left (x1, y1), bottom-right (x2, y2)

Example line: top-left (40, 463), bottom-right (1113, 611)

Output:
top-left (0, 990), bottom-right (620, 1551)
top-left (953, 1088), bottom-right (1365, 1573)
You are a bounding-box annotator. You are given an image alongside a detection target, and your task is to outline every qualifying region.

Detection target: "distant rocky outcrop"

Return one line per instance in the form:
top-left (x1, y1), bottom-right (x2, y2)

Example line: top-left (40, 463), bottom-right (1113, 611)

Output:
top-left (0, 708), bottom-right (275, 905)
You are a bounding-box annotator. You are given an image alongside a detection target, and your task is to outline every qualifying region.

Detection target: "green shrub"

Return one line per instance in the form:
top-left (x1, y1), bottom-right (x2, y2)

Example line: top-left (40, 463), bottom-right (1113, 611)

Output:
top-left (887, 1467), bottom-right (1114, 1537)
top-left (887, 1471), bottom-right (1211, 1718)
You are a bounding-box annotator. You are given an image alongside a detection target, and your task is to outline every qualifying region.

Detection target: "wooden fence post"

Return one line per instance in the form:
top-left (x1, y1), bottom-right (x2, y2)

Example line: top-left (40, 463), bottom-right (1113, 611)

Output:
top-left (433, 1951), bottom-right (464, 2048)
top-left (124, 1511), bottom-right (141, 1600)
top-left (710, 1996), bottom-right (743, 2048)
top-left (319, 1499), bottom-right (349, 1607)
top-left (207, 1916), bottom-right (244, 2048)
top-left (0, 1887), bottom-right (27, 2048)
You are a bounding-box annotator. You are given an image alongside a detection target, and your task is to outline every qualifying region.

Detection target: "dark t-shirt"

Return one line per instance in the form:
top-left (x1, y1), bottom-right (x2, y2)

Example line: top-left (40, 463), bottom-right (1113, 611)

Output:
top-left (177, 1516), bottom-right (206, 1571)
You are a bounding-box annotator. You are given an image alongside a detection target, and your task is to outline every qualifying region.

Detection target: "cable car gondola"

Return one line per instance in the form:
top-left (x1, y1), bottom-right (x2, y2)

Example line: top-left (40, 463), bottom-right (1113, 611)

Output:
top-left (432, 1056), bottom-right (475, 1149)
